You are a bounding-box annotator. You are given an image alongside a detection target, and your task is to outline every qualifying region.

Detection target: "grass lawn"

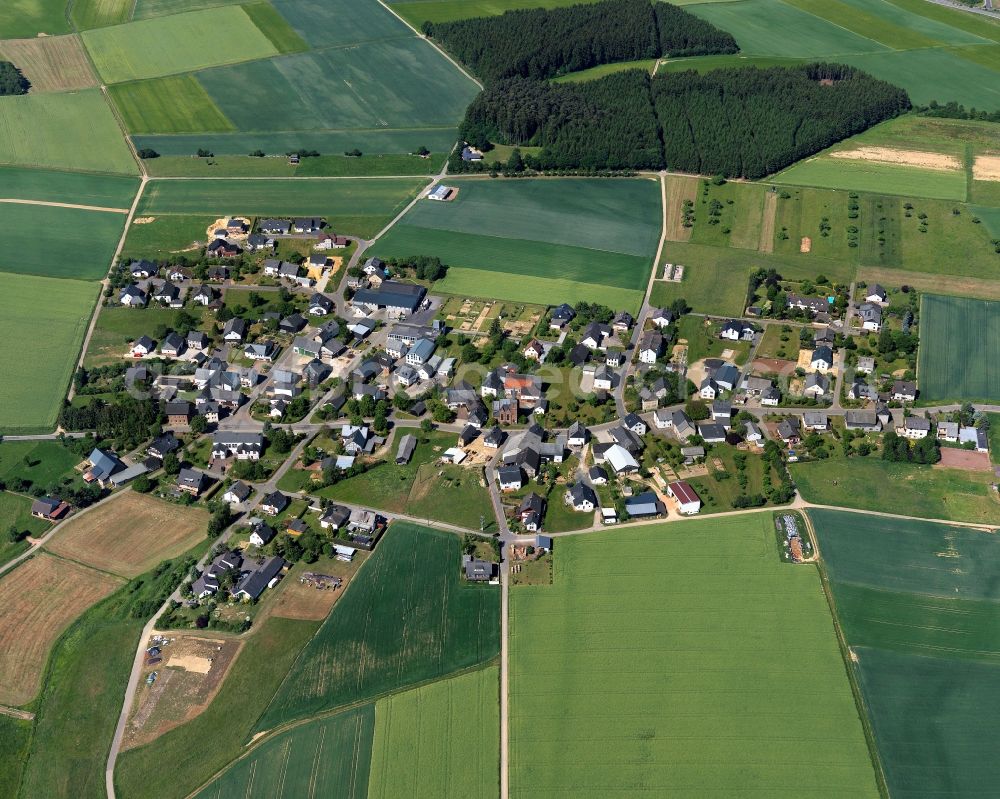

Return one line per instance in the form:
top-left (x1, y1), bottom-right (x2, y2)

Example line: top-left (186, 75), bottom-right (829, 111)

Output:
top-left (82, 7), bottom-right (278, 84)
top-left (0, 439), bottom-right (82, 487)
top-left (684, 445), bottom-right (778, 513)
top-left (0, 274), bottom-right (98, 434)
top-left (368, 666), bottom-right (499, 799)
top-left (917, 294), bottom-right (1000, 403)
top-left (114, 617), bottom-right (320, 799)
top-left (812, 508), bottom-right (1000, 799)
top-left (0, 167), bottom-right (138, 207)
top-left (83, 305), bottom-right (209, 368)
top-left (0, 0), bottom-right (71, 37)
top-left (109, 76), bottom-right (235, 135)
top-left (0, 492), bottom-right (46, 565)
top-left (192, 705), bottom-right (374, 799)
top-left (791, 456), bottom-right (999, 524)
top-left (119, 214), bottom-right (214, 260)
top-left (0, 203), bottom-right (126, 280)
top-left (0, 90), bottom-right (137, 174)
top-left (510, 514), bottom-right (879, 797)
top-left (676, 314), bottom-right (752, 365)
top-left (137, 177), bottom-right (425, 239)
top-left (255, 522), bottom-right (500, 733)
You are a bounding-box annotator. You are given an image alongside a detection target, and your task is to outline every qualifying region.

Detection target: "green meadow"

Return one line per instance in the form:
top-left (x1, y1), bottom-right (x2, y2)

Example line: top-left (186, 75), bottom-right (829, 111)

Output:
top-left (917, 294), bottom-right (1000, 402)
top-left (510, 515), bottom-right (879, 797)
top-left (0, 0), bottom-right (71, 37)
top-left (0, 90), bottom-right (137, 174)
top-left (774, 158), bottom-right (968, 201)
top-left (389, 0), bottom-right (600, 26)
top-left (109, 76), bottom-right (235, 134)
top-left (0, 167), bottom-right (138, 207)
top-left (82, 6), bottom-right (279, 83)
top-left (255, 523), bottom-right (500, 733)
top-left (0, 274), bottom-right (98, 434)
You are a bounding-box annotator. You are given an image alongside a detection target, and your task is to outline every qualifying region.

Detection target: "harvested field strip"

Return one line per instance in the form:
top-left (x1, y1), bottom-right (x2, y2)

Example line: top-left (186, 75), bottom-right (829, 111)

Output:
top-left (510, 515), bottom-right (879, 798)
top-left (436, 267), bottom-right (644, 315)
top-left (81, 7), bottom-right (279, 84)
top-left (0, 89), bottom-right (138, 174)
top-left (109, 76), bottom-right (236, 135)
top-left (368, 666), bottom-right (499, 799)
top-left (830, 146), bottom-right (962, 171)
top-left (0, 35), bottom-right (97, 92)
top-left (918, 294), bottom-right (1000, 402)
top-left (857, 268), bottom-right (1000, 302)
top-left (0, 167), bottom-right (139, 207)
top-left (0, 553), bottom-right (123, 706)
top-left (973, 154), bottom-right (1000, 182)
top-left (255, 522), bottom-right (500, 733)
top-left (46, 493), bottom-right (208, 578)
top-left (661, 174), bottom-right (699, 242)
top-left (373, 227), bottom-right (651, 290)
top-left (191, 705), bottom-right (375, 799)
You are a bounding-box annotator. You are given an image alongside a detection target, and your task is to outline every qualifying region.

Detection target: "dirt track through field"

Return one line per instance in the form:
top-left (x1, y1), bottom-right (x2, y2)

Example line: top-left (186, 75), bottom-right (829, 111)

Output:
top-left (758, 190), bottom-right (777, 253)
top-left (662, 175), bottom-right (698, 242)
top-left (0, 198), bottom-right (129, 214)
top-left (831, 146), bottom-right (962, 172)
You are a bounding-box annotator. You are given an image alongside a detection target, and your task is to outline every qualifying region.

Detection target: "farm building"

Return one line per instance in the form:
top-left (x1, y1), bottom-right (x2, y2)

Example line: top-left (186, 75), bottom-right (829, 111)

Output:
top-left (428, 185), bottom-right (454, 201)
top-left (624, 492), bottom-right (665, 518)
top-left (667, 481), bottom-right (701, 515)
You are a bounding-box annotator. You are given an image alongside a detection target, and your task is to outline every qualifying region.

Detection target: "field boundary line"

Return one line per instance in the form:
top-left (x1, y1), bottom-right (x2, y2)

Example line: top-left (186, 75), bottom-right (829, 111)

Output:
top-left (0, 198), bottom-right (129, 213)
top-left (39, 548), bottom-right (130, 582)
top-left (373, 0), bottom-right (484, 89)
top-left (183, 659), bottom-right (499, 799)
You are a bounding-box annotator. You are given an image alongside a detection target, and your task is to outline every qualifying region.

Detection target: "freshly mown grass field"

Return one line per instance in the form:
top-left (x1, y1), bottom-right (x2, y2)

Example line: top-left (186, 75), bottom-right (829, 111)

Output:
top-left (46, 493), bottom-right (208, 578)
top-left (136, 177), bottom-right (425, 239)
top-left (115, 617), bottom-right (320, 799)
top-left (0, 0), bottom-right (71, 38)
top-left (0, 35), bottom-right (97, 92)
top-left (192, 705), bottom-right (375, 799)
top-left (812, 509), bottom-right (1000, 799)
top-left (119, 214), bottom-right (215, 261)
top-left (686, 0), bottom-right (1000, 109)
top-left (109, 76), bottom-right (235, 134)
top-left (649, 243), bottom-right (751, 317)
top-left (0, 274), bottom-right (98, 434)
top-left (81, 7), bottom-right (279, 83)
top-left (510, 514), bottom-right (879, 798)
top-left (0, 553), bottom-right (123, 707)
top-left (373, 178), bottom-right (659, 312)
top-left (791, 457), bottom-right (999, 523)
top-left (142, 152), bottom-right (447, 178)
top-left (368, 666), bottom-right (499, 799)
top-left (0, 203), bottom-right (127, 280)
top-left (255, 522), bottom-right (500, 733)
top-left (0, 90), bottom-right (137, 174)
top-left (918, 294), bottom-right (1000, 402)
top-left (774, 157), bottom-right (968, 201)
top-left (0, 167), bottom-right (139, 208)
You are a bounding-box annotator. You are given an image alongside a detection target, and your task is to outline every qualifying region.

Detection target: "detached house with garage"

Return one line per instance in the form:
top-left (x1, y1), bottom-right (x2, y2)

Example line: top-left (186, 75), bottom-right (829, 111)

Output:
top-left (858, 302), bottom-right (883, 332)
top-left (119, 283), bottom-right (147, 307)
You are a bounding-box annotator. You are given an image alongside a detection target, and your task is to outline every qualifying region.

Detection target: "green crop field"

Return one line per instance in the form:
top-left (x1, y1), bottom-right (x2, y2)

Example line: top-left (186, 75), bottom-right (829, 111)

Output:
top-left (136, 178), bottom-right (425, 238)
top-left (240, 1), bottom-right (309, 52)
top-left (271, 0), bottom-right (412, 48)
top-left (918, 294), bottom-right (1000, 402)
top-left (197, 39), bottom-right (478, 134)
top-left (255, 522), bottom-right (500, 733)
top-left (0, 0), bottom-right (71, 38)
top-left (510, 514), bottom-right (879, 798)
top-left (0, 203), bottom-right (127, 280)
top-left (132, 0), bottom-right (246, 18)
top-left (373, 178), bottom-right (659, 311)
top-left (142, 152), bottom-right (446, 178)
top-left (811, 509), bottom-right (1000, 798)
top-left (81, 7), bottom-right (279, 84)
top-left (115, 618), bottom-right (320, 799)
top-left (687, 0), bottom-right (1000, 110)
top-left (71, 0), bottom-right (132, 28)
top-left (791, 457), bottom-right (999, 523)
top-left (0, 167), bottom-right (138, 208)
top-left (774, 158), bottom-right (968, 201)
top-left (109, 76), bottom-right (235, 134)
top-left (0, 274), bottom-right (97, 434)
top-left (0, 90), bottom-right (137, 174)
top-left (390, 0), bottom-right (606, 26)
top-left (368, 666), bottom-right (499, 799)
top-left (191, 706), bottom-right (375, 799)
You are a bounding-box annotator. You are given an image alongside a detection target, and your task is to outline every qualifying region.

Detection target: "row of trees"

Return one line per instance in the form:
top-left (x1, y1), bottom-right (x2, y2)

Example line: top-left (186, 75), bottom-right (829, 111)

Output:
top-left (458, 64), bottom-right (910, 178)
top-left (426, 0), bottom-right (736, 82)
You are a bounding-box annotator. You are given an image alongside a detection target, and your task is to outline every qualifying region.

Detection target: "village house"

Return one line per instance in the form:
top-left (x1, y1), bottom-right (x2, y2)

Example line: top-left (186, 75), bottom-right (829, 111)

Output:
top-left (858, 302), bottom-right (883, 332)
top-left (119, 283), bottom-right (147, 308)
top-left (566, 482), bottom-right (598, 512)
top-left (892, 381), bottom-right (917, 402)
top-left (803, 372), bottom-right (829, 398)
top-left (549, 303), bottom-right (576, 329)
top-left (638, 331), bottom-right (663, 364)
top-left (810, 345), bottom-right (833, 372)
top-left (260, 491), bottom-right (289, 516)
top-left (31, 496), bottom-right (70, 521)
top-left (625, 491), bottom-right (665, 519)
top-left (901, 416), bottom-right (931, 439)
top-left (523, 339), bottom-right (545, 361)
top-left (222, 318), bottom-right (247, 342)
top-left (719, 319), bottom-right (755, 341)
top-left (176, 467), bottom-right (208, 496)
top-left (864, 284), bottom-right (888, 304)
top-left (223, 481), bottom-right (252, 505)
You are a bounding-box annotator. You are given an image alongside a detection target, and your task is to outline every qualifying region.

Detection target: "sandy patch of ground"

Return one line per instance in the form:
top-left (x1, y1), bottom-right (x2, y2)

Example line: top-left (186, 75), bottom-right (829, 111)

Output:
top-left (800, 236), bottom-right (811, 253)
top-left (205, 217), bottom-right (251, 241)
top-left (169, 655), bottom-right (213, 674)
top-left (830, 146), bottom-right (961, 172)
top-left (796, 349), bottom-right (813, 369)
top-left (936, 448), bottom-right (992, 471)
top-left (752, 358), bottom-right (797, 377)
top-left (132, 216), bottom-right (155, 224)
top-left (972, 155), bottom-right (1000, 182)
top-left (686, 358), bottom-right (707, 387)
top-left (720, 348), bottom-right (735, 360)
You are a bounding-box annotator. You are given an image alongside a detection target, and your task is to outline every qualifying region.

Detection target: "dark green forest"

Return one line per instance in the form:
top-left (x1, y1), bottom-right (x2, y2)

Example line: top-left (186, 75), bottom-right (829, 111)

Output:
top-left (457, 64), bottom-right (910, 178)
top-left (425, 0), bottom-right (736, 82)
top-left (0, 61), bottom-right (29, 95)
